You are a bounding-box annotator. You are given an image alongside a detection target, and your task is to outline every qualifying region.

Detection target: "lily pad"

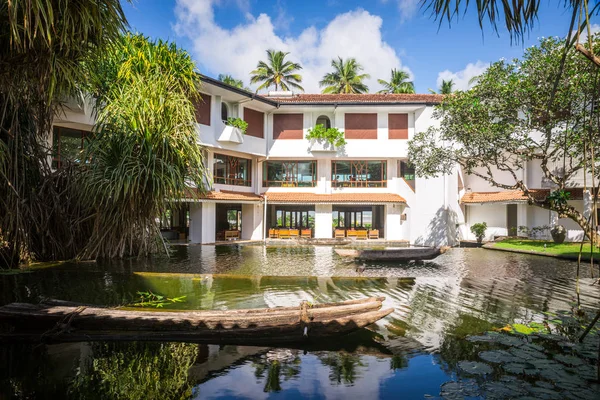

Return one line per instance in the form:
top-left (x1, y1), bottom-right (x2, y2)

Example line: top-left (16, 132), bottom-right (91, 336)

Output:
top-left (457, 361), bottom-right (493, 376)
top-left (526, 386), bottom-right (563, 399)
top-left (482, 381), bottom-right (529, 398)
top-left (440, 380), bottom-right (479, 399)
top-left (479, 350), bottom-right (517, 364)
top-left (503, 362), bottom-right (532, 374)
top-left (553, 354), bottom-right (585, 367)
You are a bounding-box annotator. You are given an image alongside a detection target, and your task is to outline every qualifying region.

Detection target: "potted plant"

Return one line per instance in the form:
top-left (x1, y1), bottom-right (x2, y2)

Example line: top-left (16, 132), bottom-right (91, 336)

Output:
top-left (306, 124), bottom-right (346, 152)
top-left (550, 225), bottom-right (566, 244)
top-left (470, 222), bottom-right (487, 244)
top-left (218, 117), bottom-right (248, 144)
top-left (226, 117), bottom-right (248, 134)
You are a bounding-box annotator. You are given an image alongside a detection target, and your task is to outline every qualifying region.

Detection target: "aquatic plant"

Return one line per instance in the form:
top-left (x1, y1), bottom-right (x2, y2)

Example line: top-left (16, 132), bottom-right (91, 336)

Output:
top-left (129, 291), bottom-right (186, 308)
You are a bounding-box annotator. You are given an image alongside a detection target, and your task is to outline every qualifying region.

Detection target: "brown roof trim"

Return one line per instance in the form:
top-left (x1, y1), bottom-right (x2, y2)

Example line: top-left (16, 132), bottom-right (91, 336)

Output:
top-left (184, 189), bottom-right (263, 203)
top-left (461, 188), bottom-right (589, 204)
top-left (198, 75), bottom-right (442, 106)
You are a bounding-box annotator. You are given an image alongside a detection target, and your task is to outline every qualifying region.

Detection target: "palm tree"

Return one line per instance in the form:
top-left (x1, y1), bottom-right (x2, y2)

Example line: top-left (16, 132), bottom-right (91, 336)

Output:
top-left (428, 79), bottom-right (455, 94)
top-left (377, 69), bottom-right (415, 94)
top-left (319, 57), bottom-right (370, 94)
top-left (422, 1), bottom-right (578, 42)
top-left (218, 74), bottom-right (245, 89)
top-left (250, 50), bottom-right (304, 92)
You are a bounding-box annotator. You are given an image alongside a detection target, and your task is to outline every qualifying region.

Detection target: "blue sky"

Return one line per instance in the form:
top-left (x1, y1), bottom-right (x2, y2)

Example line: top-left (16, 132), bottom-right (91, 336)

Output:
top-left (123, 0), bottom-right (584, 93)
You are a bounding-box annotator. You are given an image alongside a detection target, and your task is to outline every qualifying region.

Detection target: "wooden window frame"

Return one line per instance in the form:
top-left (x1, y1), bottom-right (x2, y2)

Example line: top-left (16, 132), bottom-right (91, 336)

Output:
top-left (262, 160), bottom-right (317, 187)
top-left (213, 153), bottom-right (252, 187)
top-left (331, 160), bottom-right (387, 188)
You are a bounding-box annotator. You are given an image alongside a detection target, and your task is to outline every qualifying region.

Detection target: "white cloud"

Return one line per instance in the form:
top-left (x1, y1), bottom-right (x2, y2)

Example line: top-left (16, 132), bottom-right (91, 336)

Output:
top-left (174, 0), bottom-right (411, 93)
top-left (573, 23), bottom-right (600, 42)
top-left (395, 0), bottom-right (420, 22)
top-left (436, 61), bottom-right (489, 91)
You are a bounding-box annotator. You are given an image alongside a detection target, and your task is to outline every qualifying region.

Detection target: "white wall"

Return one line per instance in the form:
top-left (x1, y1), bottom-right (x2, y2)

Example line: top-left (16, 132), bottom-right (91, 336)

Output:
top-left (465, 204), bottom-right (508, 240)
top-left (315, 204), bottom-right (333, 238)
top-left (241, 204), bottom-right (263, 240)
top-left (385, 204), bottom-right (403, 240)
top-left (266, 106), bottom-right (422, 159)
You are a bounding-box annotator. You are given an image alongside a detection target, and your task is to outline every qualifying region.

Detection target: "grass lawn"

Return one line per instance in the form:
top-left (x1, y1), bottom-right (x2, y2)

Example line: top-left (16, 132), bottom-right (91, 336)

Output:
top-left (489, 239), bottom-right (600, 261)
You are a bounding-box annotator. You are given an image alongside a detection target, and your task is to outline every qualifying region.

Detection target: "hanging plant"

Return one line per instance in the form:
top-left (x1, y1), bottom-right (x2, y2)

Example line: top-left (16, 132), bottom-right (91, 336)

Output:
top-left (226, 117), bottom-right (248, 134)
top-left (306, 124), bottom-right (346, 147)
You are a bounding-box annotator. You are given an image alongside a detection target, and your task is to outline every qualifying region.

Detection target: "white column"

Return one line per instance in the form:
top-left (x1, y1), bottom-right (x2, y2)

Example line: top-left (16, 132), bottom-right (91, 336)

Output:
top-left (385, 203), bottom-right (402, 240)
top-left (241, 203), bottom-right (263, 240)
top-left (201, 202), bottom-right (216, 244)
top-left (315, 204), bottom-right (333, 238)
top-left (189, 203), bottom-right (203, 244)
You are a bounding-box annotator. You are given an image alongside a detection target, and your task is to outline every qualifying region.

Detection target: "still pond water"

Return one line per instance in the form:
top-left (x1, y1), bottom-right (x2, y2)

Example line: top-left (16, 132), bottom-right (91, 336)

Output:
top-left (1, 245), bottom-right (599, 399)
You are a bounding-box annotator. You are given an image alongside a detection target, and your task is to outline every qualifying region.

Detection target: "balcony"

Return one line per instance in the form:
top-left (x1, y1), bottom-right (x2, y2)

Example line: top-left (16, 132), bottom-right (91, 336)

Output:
top-left (217, 124), bottom-right (244, 144)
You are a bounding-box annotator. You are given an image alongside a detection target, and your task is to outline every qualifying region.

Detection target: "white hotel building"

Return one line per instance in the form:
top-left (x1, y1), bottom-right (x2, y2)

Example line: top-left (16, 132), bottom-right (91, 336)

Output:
top-left (51, 75), bottom-right (598, 245)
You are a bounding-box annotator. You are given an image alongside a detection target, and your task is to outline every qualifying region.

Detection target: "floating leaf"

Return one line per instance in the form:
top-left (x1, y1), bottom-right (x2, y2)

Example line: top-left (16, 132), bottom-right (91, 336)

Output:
top-left (458, 361), bottom-right (493, 376)
top-left (479, 350), bottom-right (517, 364)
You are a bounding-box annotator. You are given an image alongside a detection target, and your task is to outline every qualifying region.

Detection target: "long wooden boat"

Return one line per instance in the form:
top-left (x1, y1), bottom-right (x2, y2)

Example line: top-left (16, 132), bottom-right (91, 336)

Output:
top-left (0, 297), bottom-right (393, 344)
top-left (335, 247), bottom-right (448, 261)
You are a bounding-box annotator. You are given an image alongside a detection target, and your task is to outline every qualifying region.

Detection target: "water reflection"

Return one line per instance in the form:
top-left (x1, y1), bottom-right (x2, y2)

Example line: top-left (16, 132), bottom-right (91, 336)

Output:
top-left (1, 246), bottom-right (599, 398)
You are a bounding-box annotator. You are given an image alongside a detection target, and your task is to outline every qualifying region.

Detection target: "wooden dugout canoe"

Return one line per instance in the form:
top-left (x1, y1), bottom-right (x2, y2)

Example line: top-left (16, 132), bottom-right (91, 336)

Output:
top-left (0, 297), bottom-right (393, 345)
top-left (335, 247), bottom-right (448, 261)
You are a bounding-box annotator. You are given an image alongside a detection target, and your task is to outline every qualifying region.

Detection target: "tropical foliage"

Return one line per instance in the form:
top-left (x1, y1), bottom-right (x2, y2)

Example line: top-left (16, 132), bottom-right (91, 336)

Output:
top-left (250, 50), bottom-right (304, 92)
top-left (377, 69), bottom-right (415, 94)
top-left (218, 74), bottom-right (245, 89)
top-left (306, 124), bottom-right (346, 147)
top-left (408, 36), bottom-right (600, 241)
top-left (70, 342), bottom-right (198, 399)
top-left (226, 117), bottom-right (249, 133)
top-left (429, 79), bottom-right (455, 94)
top-left (320, 57), bottom-right (370, 94)
top-left (422, 0), bottom-right (586, 42)
top-left (0, 0), bottom-right (127, 267)
top-left (470, 222), bottom-right (487, 243)
top-left (82, 34), bottom-right (207, 259)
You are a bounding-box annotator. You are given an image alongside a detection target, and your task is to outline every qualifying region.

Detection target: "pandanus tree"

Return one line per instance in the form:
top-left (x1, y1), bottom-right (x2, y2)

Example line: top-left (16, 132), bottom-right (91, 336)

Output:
top-left (319, 57), bottom-right (370, 94)
top-left (82, 34), bottom-right (208, 259)
top-left (0, 0), bottom-right (127, 267)
top-left (250, 50), bottom-right (304, 92)
top-left (377, 69), bottom-right (415, 94)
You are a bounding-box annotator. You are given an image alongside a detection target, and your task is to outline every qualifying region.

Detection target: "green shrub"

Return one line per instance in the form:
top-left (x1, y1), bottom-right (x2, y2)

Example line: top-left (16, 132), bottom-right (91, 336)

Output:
top-left (226, 117), bottom-right (248, 134)
top-left (470, 222), bottom-right (487, 243)
top-left (306, 124), bottom-right (346, 147)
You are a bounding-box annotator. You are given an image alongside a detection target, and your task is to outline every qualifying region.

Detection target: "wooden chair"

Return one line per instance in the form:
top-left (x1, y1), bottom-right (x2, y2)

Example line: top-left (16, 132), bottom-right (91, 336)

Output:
top-left (368, 229), bottom-right (379, 240)
top-left (334, 229), bottom-right (346, 239)
top-left (346, 229), bottom-right (357, 238)
top-left (289, 229), bottom-right (299, 238)
top-left (356, 230), bottom-right (368, 240)
top-left (269, 229), bottom-right (279, 239)
top-left (301, 229), bottom-right (312, 238)
top-left (225, 230), bottom-right (240, 240)
top-left (278, 229), bottom-right (290, 239)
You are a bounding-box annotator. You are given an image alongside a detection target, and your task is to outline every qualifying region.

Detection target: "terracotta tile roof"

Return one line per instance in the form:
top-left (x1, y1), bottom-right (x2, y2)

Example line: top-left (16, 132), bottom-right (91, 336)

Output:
top-left (461, 188), bottom-right (589, 204)
top-left (268, 93), bottom-right (444, 105)
top-left (185, 189), bottom-right (262, 202)
top-left (264, 192), bottom-right (406, 204)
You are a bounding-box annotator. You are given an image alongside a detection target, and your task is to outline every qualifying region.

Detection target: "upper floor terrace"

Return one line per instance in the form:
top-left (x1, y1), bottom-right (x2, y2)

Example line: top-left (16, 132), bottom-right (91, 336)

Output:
top-left (195, 75), bottom-right (443, 160)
